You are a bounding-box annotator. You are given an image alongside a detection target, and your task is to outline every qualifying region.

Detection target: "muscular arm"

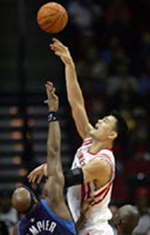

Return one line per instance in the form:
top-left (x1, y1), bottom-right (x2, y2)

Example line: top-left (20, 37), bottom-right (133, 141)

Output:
top-left (65, 62), bottom-right (93, 139)
top-left (45, 82), bottom-right (64, 195)
top-left (82, 159), bottom-right (112, 188)
top-left (44, 82), bottom-right (72, 220)
top-left (47, 114), bottom-right (62, 177)
top-left (50, 38), bottom-right (93, 139)
top-left (45, 110), bottom-right (65, 201)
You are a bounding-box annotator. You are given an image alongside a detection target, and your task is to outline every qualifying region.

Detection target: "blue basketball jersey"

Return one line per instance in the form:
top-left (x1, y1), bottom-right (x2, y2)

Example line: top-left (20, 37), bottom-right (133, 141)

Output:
top-left (18, 199), bottom-right (76, 235)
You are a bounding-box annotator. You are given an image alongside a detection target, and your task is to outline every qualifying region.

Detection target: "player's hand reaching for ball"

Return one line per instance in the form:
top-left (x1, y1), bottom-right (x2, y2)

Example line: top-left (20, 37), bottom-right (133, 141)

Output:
top-left (44, 81), bottom-right (59, 111)
top-left (50, 38), bottom-right (74, 66)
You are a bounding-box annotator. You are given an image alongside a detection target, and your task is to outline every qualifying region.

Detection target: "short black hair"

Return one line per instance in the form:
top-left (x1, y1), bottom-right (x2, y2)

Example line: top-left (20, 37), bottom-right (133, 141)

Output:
top-left (110, 110), bottom-right (129, 141)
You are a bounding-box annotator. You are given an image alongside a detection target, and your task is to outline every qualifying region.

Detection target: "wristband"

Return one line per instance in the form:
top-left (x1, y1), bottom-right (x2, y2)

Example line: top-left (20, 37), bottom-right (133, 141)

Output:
top-left (48, 111), bottom-right (58, 122)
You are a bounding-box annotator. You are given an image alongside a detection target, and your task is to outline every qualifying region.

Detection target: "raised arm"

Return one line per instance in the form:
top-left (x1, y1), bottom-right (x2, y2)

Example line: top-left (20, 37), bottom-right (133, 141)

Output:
top-left (44, 82), bottom-right (73, 220)
top-left (50, 38), bottom-right (93, 139)
top-left (41, 82), bottom-right (64, 199)
top-left (45, 81), bottom-right (63, 180)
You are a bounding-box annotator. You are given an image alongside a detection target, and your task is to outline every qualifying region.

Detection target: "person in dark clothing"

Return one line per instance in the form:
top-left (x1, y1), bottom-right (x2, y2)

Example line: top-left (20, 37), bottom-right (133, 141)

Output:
top-left (0, 220), bottom-right (9, 235)
top-left (11, 82), bottom-right (76, 235)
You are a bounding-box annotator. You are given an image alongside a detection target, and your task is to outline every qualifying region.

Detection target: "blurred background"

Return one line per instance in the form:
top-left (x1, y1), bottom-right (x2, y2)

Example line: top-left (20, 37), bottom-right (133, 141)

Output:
top-left (0, 0), bottom-right (150, 234)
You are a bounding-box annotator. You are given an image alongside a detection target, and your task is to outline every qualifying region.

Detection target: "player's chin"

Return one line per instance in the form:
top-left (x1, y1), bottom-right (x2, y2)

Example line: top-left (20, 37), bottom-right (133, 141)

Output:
top-left (89, 128), bottom-right (97, 137)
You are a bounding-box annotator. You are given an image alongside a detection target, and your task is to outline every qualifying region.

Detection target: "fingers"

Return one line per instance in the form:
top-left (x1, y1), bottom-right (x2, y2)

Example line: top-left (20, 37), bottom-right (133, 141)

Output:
top-left (50, 37), bottom-right (66, 53)
top-left (45, 81), bottom-right (57, 94)
top-left (45, 81), bottom-right (54, 91)
top-left (37, 174), bottom-right (43, 184)
top-left (52, 37), bottom-right (64, 46)
top-left (45, 82), bottom-right (56, 98)
top-left (28, 173), bottom-right (35, 183)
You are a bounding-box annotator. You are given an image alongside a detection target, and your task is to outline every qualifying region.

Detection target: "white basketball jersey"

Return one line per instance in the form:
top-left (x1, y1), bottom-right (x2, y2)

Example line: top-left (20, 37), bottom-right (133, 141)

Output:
top-left (67, 138), bottom-right (115, 226)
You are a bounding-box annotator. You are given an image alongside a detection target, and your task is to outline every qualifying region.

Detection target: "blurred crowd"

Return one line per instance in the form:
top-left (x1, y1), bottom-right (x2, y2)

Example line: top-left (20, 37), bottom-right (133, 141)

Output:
top-left (65, 0), bottom-right (150, 234)
top-left (0, 0), bottom-right (150, 234)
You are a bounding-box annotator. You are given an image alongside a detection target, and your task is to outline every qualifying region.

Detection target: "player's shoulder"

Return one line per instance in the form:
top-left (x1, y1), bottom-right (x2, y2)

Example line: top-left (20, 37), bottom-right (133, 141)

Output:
top-left (96, 148), bottom-right (115, 166)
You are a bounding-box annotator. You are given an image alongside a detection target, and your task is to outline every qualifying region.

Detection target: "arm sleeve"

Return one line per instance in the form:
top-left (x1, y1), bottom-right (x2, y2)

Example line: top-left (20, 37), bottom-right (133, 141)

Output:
top-left (64, 168), bottom-right (84, 188)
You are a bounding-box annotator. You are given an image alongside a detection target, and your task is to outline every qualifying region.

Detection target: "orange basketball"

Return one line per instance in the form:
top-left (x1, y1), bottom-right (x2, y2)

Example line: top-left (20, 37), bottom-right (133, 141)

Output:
top-left (37, 2), bottom-right (68, 34)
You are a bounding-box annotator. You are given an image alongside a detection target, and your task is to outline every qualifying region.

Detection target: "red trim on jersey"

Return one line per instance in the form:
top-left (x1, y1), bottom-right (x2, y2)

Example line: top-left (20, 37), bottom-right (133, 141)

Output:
top-left (88, 148), bottom-right (113, 155)
top-left (82, 139), bottom-right (92, 147)
top-left (100, 153), bottom-right (114, 166)
top-left (81, 184), bottom-right (86, 204)
top-left (91, 183), bottom-right (112, 206)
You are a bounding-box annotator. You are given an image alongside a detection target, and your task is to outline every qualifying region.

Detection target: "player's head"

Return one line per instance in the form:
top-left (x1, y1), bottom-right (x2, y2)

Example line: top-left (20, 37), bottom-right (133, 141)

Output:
top-left (90, 110), bottom-right (128, 145)
top-left (113, 204), bottom-right (140, 234)
top-left (12, 186), bottom-right (38, 214)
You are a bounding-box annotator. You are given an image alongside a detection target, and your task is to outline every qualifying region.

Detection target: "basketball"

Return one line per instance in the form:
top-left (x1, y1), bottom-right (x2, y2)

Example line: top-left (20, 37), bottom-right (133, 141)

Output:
top-left (37, 2), bottom-right (68, 34)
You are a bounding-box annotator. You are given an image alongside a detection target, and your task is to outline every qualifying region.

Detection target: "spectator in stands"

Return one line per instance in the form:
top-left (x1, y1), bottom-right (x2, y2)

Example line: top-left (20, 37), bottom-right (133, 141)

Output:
top-left (133, 187), bottom-right (150, 235)
top-left (67, 0), bottom-right (102, 37)
top-left (113, 204), bottom-right (140, 235)
top-left (0, 190), bottom-right (18, 234)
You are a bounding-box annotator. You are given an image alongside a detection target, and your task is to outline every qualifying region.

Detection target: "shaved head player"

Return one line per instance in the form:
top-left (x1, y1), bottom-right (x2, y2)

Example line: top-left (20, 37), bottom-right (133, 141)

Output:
top-left (114, 204), bottom-right (140, 235)
top-left (12, 82), bottom-right (76, 235)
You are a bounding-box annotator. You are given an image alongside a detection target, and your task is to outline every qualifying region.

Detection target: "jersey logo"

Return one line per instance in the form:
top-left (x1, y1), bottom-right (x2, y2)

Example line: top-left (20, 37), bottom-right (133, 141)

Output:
top-left (77, 151), bottom-right (85, 166)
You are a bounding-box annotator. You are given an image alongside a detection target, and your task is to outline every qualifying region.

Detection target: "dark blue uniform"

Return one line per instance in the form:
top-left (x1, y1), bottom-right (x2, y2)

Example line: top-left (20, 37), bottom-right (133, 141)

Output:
top-left (18, 199), bottom-right (76, 235)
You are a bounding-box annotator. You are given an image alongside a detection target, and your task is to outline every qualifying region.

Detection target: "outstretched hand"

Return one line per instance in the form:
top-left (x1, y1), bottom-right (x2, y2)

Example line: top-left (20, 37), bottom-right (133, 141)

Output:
top-left (44, 81), bottom-right (59, 111)
top-left (50, 38), bottom-right (74, 66)
top-left (27, 163), bottom-right (47, 184)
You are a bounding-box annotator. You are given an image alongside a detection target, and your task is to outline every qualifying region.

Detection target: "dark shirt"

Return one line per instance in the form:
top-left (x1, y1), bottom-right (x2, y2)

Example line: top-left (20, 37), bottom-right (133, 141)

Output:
top-left (18, 199), bottom-right (76, 235)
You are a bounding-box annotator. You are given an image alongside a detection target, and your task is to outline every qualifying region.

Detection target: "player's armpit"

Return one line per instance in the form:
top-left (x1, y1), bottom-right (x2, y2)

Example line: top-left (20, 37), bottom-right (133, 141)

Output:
top-left (82, 159), bottom-right (112, 186)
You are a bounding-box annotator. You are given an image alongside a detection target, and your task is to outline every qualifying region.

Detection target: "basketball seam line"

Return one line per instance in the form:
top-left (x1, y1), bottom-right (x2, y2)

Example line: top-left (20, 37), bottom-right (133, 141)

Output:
top-left (38, 13), bottom-right (59, 21)
top-left (41, 12), bottom-right (62, 32)
top-left (43, 6), bottom-right (64, 14)
top-left (57, 11), bottom-right (68, 29)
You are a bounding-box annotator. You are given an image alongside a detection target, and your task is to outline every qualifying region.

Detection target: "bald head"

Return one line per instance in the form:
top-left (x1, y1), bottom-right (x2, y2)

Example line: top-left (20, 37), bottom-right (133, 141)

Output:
top-left (12, 187), bottom-right (35, 213)
top-left (114, 204), bottom-right (140, 234)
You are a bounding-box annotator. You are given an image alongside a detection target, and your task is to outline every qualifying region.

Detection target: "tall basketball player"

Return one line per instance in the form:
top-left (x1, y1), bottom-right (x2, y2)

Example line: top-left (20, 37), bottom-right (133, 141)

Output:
top-left (50, 38), bottom-right (128, 235)
top-left (12, 82), bottom-right (76, 235)
top-left (28, 39), bottom-right (128, 234)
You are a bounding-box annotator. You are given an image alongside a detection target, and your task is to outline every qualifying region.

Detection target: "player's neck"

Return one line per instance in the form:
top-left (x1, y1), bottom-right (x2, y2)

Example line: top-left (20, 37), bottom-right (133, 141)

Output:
top-left (24, 202), bottom-right (37, 216)
top-left (89, 139), bottom-right (113, 154)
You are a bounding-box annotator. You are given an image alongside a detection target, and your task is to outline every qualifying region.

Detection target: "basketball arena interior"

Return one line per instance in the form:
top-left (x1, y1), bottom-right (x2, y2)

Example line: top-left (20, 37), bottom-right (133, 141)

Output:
top-left (0, 0), bottom-right (150, 234)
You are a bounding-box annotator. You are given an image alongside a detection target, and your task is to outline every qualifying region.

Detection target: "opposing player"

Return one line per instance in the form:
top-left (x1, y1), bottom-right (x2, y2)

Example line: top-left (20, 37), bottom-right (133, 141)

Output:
top-left (113, 204), bottom-right (140, 235)
top-left (28, 39), bottom-right (128, 234)
top-left (11, 82), bottom-right (76, 235)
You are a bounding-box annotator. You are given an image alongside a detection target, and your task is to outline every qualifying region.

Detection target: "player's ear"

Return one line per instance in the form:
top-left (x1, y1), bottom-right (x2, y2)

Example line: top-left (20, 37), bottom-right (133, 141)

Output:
top-left (108, 131), bottom-right (118, 140)
top-left (113, 214), bottom-right (121, 226)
